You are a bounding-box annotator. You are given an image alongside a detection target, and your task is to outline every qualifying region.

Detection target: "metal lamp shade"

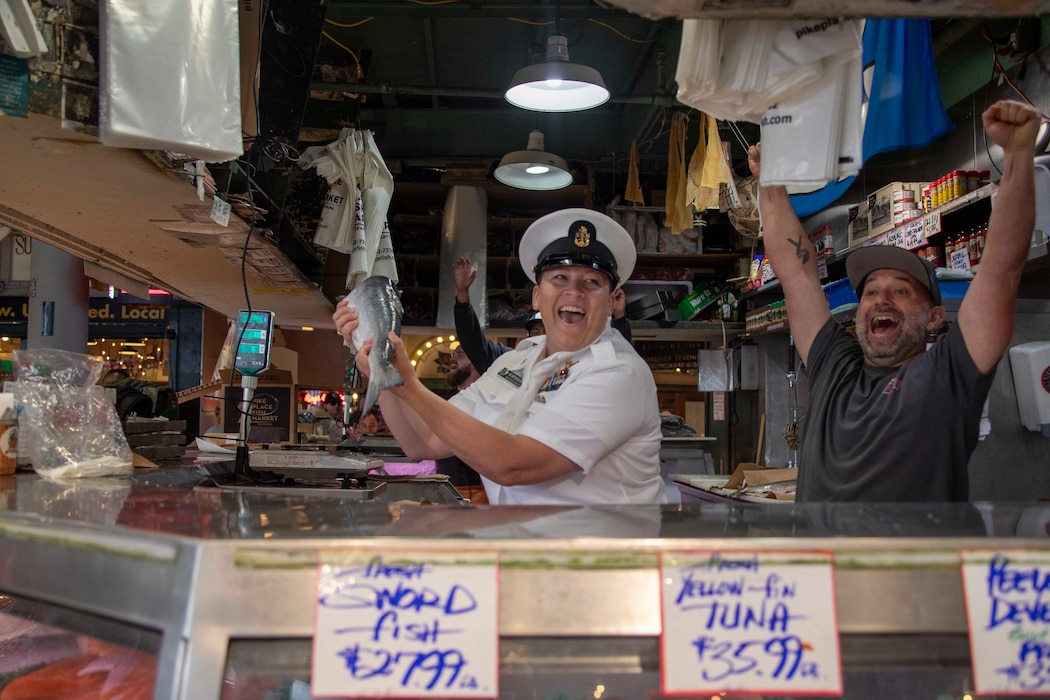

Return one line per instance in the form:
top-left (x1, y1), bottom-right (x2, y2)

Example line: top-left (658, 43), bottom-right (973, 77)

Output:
top-left (493, 130), bottom-right (573, 191)
top-left (505, 35), bottom-right (610, 112)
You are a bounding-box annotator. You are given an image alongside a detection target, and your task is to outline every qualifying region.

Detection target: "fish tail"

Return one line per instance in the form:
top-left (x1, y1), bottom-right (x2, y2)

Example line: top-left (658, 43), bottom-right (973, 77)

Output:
top-left (360, 380), bottom-right (380, 418)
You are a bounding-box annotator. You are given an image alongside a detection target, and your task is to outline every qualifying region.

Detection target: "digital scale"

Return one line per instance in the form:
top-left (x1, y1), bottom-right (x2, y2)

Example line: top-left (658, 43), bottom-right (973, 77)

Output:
top-left (218, 310), bottom-right (390, 500)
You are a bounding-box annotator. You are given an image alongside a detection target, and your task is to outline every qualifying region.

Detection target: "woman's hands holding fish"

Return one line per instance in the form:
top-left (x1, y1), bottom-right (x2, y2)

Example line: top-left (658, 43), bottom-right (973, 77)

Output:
top-left (351, 332), bottom-right (417, 396)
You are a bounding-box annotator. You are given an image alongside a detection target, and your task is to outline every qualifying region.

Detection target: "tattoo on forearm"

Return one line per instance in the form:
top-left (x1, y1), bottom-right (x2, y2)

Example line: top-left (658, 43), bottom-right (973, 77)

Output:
top-left (789, 236), bottom-right (811, 264)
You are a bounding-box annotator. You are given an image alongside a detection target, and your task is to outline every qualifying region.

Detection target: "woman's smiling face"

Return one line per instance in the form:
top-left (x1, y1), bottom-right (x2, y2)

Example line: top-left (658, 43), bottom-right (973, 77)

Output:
top-left (532, 266), bottom-right (614, 354)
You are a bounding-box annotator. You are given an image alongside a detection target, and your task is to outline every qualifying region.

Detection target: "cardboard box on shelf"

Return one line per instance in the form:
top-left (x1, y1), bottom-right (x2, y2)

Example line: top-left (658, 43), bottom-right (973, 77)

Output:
top-left (867, 181), bottom-right (927, 238)
top-left (219, 368), bottom-right (295, 443)
top-left (847, 201), bottom-right (870, 247)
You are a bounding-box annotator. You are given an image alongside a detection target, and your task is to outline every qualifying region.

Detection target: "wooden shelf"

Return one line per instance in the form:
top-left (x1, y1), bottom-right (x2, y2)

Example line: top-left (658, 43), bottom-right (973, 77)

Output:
top-left (630, 321), bottom-right (745, 343)
top-left (636, 252), bottom-right (745, 267)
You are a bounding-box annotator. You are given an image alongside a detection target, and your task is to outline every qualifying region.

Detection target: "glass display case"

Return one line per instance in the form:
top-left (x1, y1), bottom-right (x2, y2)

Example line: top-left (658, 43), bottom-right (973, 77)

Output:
top-left (0, 471), bottom-right (1047, 699)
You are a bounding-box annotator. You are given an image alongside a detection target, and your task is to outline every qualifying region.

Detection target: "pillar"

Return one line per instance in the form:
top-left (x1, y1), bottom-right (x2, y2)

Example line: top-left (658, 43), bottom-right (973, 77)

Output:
top-left (27, 240), bottom-right (88, 351)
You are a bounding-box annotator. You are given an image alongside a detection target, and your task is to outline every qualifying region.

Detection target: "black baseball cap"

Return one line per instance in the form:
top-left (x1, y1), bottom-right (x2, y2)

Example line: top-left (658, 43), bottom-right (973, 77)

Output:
top-left (846, 245), bottom-right (942, 306)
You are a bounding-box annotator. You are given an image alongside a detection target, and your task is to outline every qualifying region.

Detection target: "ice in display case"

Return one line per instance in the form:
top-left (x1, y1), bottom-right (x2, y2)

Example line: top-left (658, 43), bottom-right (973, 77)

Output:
top-left (0, 470), bottom-right (1048, 699)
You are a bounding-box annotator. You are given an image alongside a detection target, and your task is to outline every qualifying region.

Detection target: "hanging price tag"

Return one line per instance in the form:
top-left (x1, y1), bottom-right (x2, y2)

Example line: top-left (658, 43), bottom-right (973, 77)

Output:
top-left (210, 196), bottom-right (231, 227)
top-left (887, 227), bottom-right (906, 249)
top-left (661, 550), bottom-right (843, 696)
top-left (816, 257), bottom-right (828, 280)
top-left (961, 550), bottom-right (1050, 694)
top-left (904, 219), bottom-right (926, 249)
top-left (313, 551), bottom-right (499, 697)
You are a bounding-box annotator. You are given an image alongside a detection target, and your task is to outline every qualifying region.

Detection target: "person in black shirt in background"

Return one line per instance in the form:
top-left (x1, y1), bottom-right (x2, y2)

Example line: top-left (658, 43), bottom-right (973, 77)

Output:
top-left (452, 255), bottom-right (632, 375)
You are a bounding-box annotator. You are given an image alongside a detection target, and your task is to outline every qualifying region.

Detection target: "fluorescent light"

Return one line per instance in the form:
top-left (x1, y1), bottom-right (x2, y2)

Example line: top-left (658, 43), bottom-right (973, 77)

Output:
top-left (505, 35), bottom-right (609, 112)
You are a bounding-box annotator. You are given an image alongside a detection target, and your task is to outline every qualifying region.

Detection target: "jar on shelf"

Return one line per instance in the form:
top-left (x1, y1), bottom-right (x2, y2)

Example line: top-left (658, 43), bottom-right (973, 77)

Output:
top-left (950, 170), bottom-right (965, 200)
top-left (927, 243), bottom-right (946, 269)
top-left (967, 229), bottom-right (981, 268)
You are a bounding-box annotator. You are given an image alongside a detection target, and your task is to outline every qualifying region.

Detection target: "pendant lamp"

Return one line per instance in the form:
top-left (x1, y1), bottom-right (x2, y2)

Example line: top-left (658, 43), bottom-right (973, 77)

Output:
top-left (494, 130), bottom-right (573, 190)
top-left (505, 34), bottom-right (610, 113)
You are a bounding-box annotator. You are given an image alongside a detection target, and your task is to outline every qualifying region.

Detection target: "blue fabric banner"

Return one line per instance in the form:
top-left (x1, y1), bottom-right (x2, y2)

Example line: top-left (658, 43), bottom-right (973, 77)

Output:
top-left (789, 19), bottom-right (953, 217)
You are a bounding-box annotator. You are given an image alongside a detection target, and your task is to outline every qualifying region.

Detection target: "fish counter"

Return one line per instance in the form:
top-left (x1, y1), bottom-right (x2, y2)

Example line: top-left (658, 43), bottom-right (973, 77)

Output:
top-left (0, 469), bottom-right (1048, 699)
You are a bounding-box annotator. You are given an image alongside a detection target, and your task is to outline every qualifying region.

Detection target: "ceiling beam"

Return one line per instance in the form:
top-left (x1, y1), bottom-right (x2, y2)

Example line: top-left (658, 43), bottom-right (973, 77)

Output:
top-left (326, 1), bottom-right (644, 20)
top-left (312, 81), bottom-right (678, 105)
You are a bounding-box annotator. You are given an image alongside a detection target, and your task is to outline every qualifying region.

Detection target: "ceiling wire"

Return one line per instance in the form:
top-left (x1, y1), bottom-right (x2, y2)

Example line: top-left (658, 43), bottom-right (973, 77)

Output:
top-left (326, 17), bottom-right (373, 28)
top-left (322, 30), bottom-right (362, 68)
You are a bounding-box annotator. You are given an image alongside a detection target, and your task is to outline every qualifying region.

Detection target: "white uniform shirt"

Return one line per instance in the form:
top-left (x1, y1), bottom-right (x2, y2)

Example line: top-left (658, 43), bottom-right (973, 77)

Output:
top-left (449, 326), bottom-right (665, 505)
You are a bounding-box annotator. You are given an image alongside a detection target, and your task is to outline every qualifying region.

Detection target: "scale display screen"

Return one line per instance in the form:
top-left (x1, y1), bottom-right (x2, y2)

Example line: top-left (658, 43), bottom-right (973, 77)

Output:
top-left (234, 310), bottom-right (274, 376)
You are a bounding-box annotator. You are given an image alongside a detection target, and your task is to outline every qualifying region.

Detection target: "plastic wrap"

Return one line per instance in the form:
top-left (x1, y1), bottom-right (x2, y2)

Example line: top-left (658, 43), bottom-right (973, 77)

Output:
top-left (98, 0), bottom-right (243, 162)
top-left (10, 350), bottom-right (132, 480)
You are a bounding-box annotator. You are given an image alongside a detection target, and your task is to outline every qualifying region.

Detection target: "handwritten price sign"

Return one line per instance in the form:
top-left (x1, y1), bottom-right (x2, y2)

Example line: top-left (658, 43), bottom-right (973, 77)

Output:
top-left (962, 550), bottom-right (1050, 694)
top-left (313, 551), bottom-right (498, 697)
top-left (661, 551), bottom-right (842, 696)
top-left (904, 219), bottom-right (926, 249)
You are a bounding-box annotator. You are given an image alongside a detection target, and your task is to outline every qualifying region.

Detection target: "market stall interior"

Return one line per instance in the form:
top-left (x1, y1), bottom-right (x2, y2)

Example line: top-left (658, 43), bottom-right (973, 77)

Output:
top-left (1, 2), bottom-right (1050, 497)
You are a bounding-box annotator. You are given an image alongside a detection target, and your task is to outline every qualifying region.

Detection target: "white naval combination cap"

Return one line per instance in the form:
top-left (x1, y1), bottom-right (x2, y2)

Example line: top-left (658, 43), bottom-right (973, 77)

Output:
top-left (518, 208), bottom-right (637, 288)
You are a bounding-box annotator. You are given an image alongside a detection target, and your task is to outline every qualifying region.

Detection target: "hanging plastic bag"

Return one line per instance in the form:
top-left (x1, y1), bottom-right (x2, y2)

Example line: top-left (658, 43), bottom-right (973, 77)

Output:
top-left (675, 19), bottom-right (723, 106)
top-left (758, 51), bottom-right (857, 187)
top-left (761, 18), bottom-right (862, 111)
top-left (347, 130), bottom-right (398, 289)
top-left (298, 128), bottom-right (360, 254)
top-left (10, 349), bottom-right (132, 480)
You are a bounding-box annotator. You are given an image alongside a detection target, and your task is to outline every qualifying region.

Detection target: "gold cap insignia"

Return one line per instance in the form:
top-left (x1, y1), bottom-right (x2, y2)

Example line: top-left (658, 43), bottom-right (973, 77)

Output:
top-left (573, 224), bottom-right (591, 248)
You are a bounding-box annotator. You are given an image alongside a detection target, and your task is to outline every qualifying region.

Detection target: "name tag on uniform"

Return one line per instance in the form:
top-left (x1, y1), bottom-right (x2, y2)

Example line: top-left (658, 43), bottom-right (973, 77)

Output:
top-left (498, 368), bottom-right (523, 387)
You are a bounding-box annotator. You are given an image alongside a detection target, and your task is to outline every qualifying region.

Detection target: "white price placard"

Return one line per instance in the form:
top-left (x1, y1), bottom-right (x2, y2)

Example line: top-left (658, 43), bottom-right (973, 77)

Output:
top-left (904, 219), bottom-right (926, 249)
top-left (661, 551), bottom-right (842, 696)
top-left (924, 211), bottom-right (942, 237)
top-left (950, 246), bottom-right (972, 271)
top-left (887, 227), bottom-right (906, 249)
top-left (313, 551), bottom-right (499, 698)
top-left (961, 550), bottom-right (1050, 694)
top-left (817, 256), bottom-right (828, 280)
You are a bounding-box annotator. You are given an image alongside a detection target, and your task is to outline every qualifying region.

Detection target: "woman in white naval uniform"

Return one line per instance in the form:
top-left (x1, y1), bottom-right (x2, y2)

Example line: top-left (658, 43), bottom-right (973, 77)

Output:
top-left (334, 208), bottom-right (665, 506)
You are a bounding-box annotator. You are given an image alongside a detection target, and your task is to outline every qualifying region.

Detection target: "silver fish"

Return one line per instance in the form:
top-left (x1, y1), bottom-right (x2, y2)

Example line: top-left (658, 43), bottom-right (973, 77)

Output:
top-left (345, 276), bottom-right (404, 416)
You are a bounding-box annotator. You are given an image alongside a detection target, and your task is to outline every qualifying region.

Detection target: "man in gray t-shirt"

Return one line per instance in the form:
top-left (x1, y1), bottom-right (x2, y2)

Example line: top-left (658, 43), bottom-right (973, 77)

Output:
top-left (750, 99), bottom-right (1040, 501)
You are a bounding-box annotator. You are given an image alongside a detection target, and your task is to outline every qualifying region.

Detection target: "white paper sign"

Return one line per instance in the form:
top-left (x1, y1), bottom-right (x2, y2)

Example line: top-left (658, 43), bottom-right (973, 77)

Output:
top-left (961, 550), bottom-right (1050, 694)
top-left (313, 551), bottom-right (499, 697)
top-left (887, 226), bottom-right (906, 249)
top-left (661, 550), bottom-right (842, 696)
top-left (950, 246), bottom-right (972, 271)
top-left (924, 210), bottom-right (942, 237)
top-left (211, 196), bottom-right (231, 227)
top-left (904, 218), bottom-right (926, 249)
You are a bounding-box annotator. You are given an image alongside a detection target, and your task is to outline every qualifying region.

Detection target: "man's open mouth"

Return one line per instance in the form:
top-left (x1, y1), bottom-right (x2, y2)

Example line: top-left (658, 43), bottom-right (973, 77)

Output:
top-left (869, 313), bottom-right (901, 335)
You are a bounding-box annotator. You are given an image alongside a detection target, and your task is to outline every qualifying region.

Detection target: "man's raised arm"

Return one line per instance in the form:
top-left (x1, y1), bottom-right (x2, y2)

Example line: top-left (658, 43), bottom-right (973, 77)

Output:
top-left (750, 144), bottom-right (831, 366)
top-left (957, 100), bottom-right (1040, 373)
